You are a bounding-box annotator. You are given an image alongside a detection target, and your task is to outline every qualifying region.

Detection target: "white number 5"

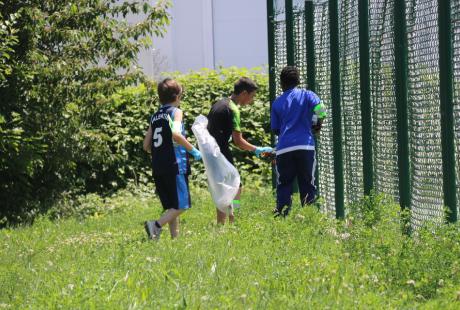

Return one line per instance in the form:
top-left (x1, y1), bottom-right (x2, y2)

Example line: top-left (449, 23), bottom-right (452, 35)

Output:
top-left (153, 127), bottom-right (163, 147)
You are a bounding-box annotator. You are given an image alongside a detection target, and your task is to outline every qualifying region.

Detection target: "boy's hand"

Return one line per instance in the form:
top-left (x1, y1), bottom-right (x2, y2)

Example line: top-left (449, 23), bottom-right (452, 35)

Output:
top-left (260, 150), bottom-right (276, 163)
top-left (254, 146), bottom-right (273, 157)
top-left (312, 123), bottom-right (322, 134)
top-left (188, 147), bottom-right (202, 161)
top-left (312, 118), bottom-right (323, 135)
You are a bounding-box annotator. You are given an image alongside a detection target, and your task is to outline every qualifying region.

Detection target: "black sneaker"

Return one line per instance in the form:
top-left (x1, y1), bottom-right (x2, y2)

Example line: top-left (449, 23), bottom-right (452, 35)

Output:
top-left (282, 206), bottom-right (292, 217)
top-left (273, 205), bottom-right (291, 218)
top-left (273, 208), bottom-right (282, 218)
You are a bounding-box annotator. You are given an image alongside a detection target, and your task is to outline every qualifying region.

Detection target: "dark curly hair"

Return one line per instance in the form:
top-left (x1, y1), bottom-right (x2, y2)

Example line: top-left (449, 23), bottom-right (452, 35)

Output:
top-left (280, 66), bottom-right (300, 91)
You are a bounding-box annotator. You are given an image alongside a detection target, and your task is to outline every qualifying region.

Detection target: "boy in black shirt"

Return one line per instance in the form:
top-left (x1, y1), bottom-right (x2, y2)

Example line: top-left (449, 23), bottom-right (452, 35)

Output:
top-left (208, 77), bottom-right (272, 224)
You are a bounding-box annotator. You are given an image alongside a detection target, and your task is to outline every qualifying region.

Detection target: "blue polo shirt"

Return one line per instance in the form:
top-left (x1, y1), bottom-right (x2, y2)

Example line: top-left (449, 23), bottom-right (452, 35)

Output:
top-left (271, 88), bottom-right (322, 155)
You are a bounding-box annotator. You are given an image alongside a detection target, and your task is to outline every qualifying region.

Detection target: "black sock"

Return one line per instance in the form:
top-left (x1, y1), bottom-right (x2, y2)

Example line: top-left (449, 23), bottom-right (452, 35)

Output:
top-left (155, 221), bottom-right (162, 228)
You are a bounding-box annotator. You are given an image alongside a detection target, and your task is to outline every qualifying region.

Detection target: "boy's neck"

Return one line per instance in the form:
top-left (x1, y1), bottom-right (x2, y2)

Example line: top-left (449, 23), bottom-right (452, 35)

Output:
top-left (230, 94), bottom-right (239, 105)
top-left (162, 102), bottom-right (179, 107)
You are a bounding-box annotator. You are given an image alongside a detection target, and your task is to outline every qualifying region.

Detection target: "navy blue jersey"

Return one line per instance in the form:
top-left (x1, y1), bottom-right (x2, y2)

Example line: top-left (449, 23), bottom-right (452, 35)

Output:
top-left (150, 105), bottom-right (190, 176)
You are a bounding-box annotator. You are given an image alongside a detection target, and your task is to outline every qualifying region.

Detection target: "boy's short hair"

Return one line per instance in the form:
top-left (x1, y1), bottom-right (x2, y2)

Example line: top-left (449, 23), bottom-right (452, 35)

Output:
top-left (157, 78), bottom-right (182, 104)
top-left (280, 66), bottom-right (300, 91)
top-left (233, 77), bottom-right (258, 95)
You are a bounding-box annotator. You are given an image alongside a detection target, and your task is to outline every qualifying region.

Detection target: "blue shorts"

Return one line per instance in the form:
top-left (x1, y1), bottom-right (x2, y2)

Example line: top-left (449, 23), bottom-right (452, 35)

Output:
top-left (153, 174), bottom-right (191, 210)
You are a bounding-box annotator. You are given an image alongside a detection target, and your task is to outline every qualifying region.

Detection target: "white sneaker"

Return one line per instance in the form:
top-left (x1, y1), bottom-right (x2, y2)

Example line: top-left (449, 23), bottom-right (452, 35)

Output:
top-left (144, 221), bottom-right (162, 240)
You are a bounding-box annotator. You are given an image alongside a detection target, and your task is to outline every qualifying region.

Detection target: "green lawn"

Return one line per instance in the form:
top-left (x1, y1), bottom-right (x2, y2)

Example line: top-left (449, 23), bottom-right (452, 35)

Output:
top-left (1, 187), bottom-right (460, 309)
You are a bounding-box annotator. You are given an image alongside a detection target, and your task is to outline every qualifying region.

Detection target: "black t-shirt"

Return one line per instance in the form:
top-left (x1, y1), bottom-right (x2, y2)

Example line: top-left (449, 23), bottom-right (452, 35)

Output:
top-left (207, 98), bottom-right (234, 153)
top-left (150, 105), bottom-right (181, 176)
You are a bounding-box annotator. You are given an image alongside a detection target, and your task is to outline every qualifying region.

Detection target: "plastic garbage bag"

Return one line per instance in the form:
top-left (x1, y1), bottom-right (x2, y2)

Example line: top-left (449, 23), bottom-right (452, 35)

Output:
top-left (192, 115), bottom-right (240, 212)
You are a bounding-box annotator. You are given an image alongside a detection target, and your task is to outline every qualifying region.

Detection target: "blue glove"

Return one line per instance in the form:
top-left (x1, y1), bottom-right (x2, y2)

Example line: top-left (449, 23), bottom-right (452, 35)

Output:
top-left (188, 147), bottom-right (202, 161)
top-left (254, 146), bottom-right (273, 158)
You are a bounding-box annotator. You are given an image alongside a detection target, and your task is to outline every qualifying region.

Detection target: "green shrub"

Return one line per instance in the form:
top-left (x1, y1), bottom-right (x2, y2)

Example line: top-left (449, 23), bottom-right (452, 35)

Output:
top-left (97, 68), bottom-right (271, 190)
top-left (1, 66), bottom-right (270, 225)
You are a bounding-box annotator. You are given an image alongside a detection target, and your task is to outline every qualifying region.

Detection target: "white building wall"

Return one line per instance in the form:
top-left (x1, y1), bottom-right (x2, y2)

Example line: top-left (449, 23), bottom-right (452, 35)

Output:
top-left (138, 0), bottom-right (268, 78)
top-left (212, 0), bottom-right (268, 69)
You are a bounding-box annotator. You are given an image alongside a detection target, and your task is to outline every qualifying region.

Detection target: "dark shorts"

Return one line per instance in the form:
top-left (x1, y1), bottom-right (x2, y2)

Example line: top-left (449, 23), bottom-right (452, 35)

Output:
top-left (153, 174), bottom-right (191, 210)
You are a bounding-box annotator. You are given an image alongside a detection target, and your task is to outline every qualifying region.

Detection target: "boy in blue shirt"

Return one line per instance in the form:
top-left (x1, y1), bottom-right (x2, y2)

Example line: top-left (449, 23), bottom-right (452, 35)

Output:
top-left (143, 78), bottom-right (202, 239)
top-left (271, 66), bottom-right (327, 217)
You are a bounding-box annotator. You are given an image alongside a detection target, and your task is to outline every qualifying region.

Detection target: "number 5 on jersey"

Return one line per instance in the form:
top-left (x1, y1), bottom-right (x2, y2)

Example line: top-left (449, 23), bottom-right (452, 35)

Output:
top-left (153, 127), bottom-right (163, 147)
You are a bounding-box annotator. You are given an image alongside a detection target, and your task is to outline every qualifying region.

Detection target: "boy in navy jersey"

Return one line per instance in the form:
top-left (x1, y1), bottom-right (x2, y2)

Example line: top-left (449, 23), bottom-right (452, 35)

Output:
top-left (143, 78), bottom-right (201, 240)
top-left (271, 66), bottom-right (327, 217)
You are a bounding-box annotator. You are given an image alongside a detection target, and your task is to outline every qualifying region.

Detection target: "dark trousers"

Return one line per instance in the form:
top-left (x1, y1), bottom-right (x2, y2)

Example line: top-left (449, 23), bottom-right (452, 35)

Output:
top-left (275, 149), bottom-right (317, 212)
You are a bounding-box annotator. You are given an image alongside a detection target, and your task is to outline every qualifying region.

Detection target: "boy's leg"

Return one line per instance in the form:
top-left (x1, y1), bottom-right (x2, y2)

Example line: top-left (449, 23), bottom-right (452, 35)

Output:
top-left (146, 174), bottom-right (189, 239)
top-left (229, 186), bottom-right (241, 224)
top-left (146, 209), bottom-right (183, 240)
top-left (145, 174), bottom-right (172, 240)
top-left (163, 174), bottom-right (190, 237)
top-left (216, 183), bottom-right (241, 224)
top-left (275, 152), bottom-right (296, 216)
top-left (158, 208), bottom-right (184, 227)
top-left (296, 150), bottom-right (317, 206)
top-left (216, 208), bottom-right (227, 224)
top-left (169, 217), bottom-right (180, 238)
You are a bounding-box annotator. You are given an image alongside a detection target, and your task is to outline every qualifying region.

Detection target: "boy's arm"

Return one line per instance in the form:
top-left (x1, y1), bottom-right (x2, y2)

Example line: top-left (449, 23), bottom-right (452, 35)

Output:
top-left (313, 102), bottom-right (327, 119)
top-left (171, 109), bottom-right (194, 151)
top-left (232, 130), bottom-right (273, 157)
top-left (312, 102), bottom-right (327, 134)
top-left (232, 130), bottom-right (257, 152)
top-left (230, 107), bottom-right (272, 156)
top-left (171, 109), bottom-right (201, 160)
top-left (143, 125), bottom-right (152, 153)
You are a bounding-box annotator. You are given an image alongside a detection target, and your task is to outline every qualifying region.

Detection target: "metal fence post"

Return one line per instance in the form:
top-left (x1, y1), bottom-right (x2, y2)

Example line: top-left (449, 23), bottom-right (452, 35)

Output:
top-left (286, 0), bottom-right (295, 65)
top-left (394, 0), bottom-right (411, 212)
top-left (359, 0), bottom-right (373, 195)
top-left (329, 0), bottom-right (345, 219)
top-left (305, 1), bottom-right (316, 92)
top-left (305, 0), bottom-right (320, 191)
top-left (267, 0), bottom-right (277, 189)
top-left (438, 0), bottom-right (458, 223)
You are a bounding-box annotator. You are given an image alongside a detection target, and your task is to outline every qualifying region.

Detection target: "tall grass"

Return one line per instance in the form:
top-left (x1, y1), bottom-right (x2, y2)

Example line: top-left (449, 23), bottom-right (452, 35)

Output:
top-left (1, 186), bottom-right (460, 308)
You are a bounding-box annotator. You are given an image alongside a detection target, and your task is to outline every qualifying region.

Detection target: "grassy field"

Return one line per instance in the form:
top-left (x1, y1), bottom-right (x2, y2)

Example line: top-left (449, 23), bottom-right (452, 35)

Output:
top-left (1, 186), bottom-right (460, 309)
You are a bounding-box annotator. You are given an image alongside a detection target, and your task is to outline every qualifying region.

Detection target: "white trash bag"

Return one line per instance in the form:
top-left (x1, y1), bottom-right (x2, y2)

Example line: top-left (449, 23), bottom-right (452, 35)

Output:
top-left (191, 115), bottom-right (240, 212)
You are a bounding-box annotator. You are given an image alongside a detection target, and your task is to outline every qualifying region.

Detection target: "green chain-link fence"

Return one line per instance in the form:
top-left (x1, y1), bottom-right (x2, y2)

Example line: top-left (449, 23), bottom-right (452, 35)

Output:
top-left (454, 1), bottom-right (460, 219)
top-left (268, 0), bottom-right (459, 228)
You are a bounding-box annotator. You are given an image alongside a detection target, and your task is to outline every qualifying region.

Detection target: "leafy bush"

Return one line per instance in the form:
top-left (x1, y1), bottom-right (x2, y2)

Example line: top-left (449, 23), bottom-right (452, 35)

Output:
top-left (0, 0), bottom-right (171, 225)
top-left (96, 68), bottom-right (272, 190)
top-left (1, 65), bottom-right (270, 225)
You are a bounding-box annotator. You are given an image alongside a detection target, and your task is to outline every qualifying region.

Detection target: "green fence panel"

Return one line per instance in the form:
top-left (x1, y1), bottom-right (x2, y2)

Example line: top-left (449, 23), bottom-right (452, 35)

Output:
top-left (406, 0), bottom-right (445, 228)
top-left (369, 0), bottom-right (400, 202)
top-left (294, 10), bottom-right (308, 89)
top-left (314, 2), bottom-right (337, 216)
top-left (339, 0), bottom-right (364, 206)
